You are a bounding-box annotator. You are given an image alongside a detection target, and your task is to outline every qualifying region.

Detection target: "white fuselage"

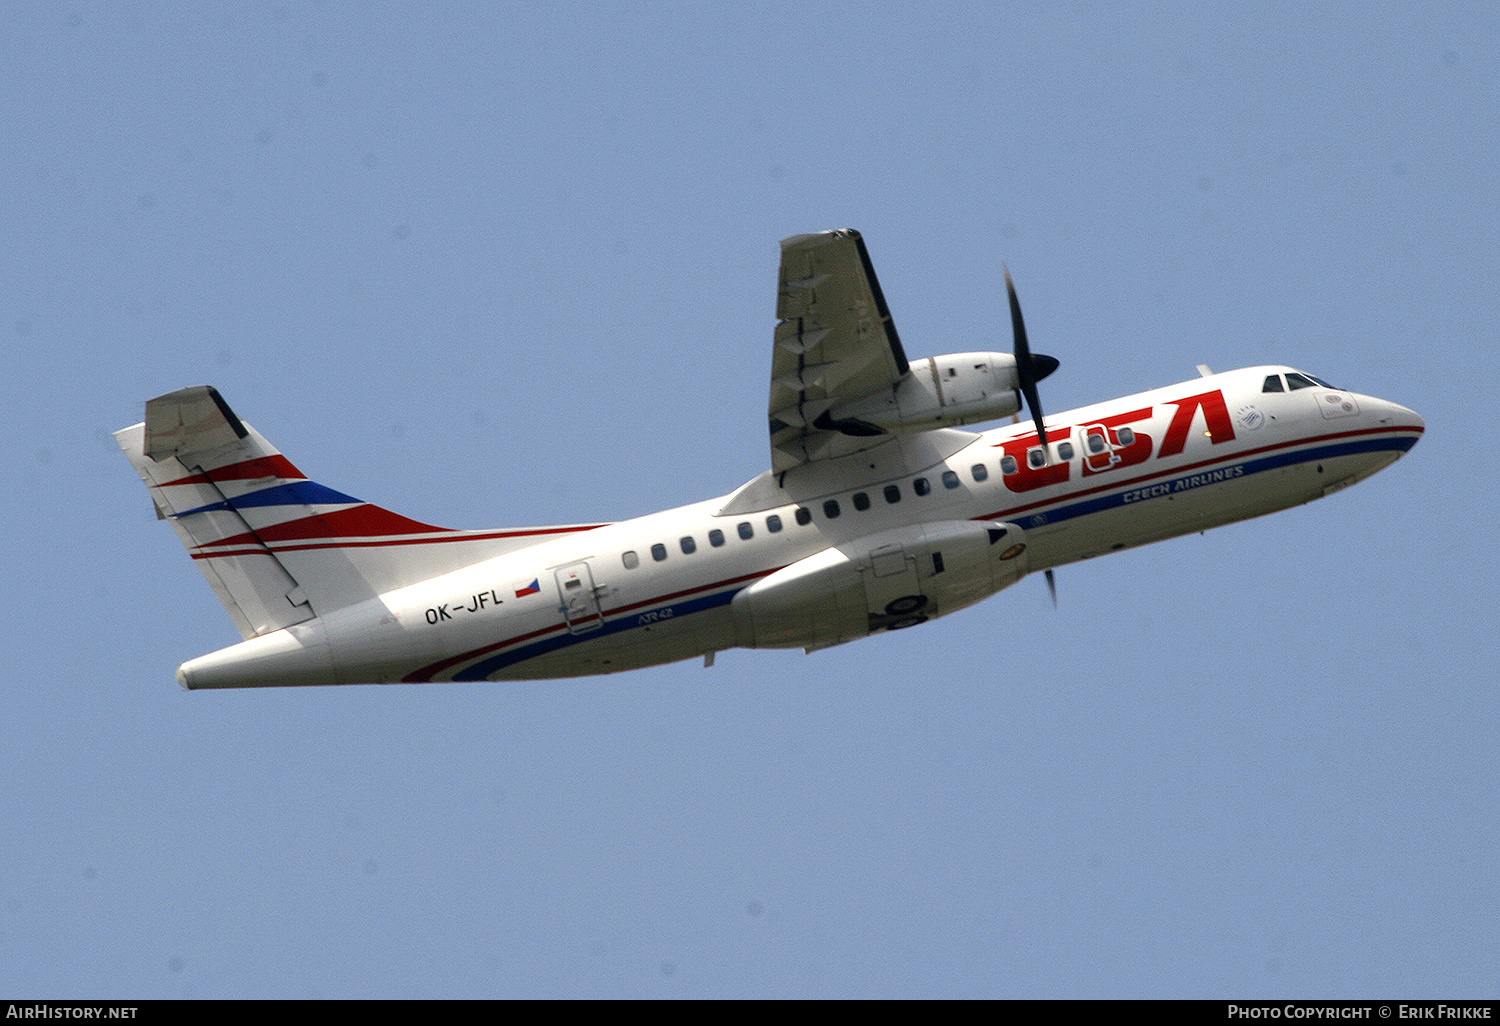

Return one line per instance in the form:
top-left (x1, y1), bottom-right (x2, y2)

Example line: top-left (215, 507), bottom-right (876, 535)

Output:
top-left (177, 365), bottom-right (1423, 688)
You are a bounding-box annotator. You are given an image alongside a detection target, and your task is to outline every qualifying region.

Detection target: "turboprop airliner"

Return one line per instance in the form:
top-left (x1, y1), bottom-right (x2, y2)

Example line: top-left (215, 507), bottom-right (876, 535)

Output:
top-left (117, 229), bottom-right (1424, 689)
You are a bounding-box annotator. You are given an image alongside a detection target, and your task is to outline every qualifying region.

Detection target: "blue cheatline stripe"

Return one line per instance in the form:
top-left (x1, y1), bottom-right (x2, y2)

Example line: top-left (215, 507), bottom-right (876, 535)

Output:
top-left (453, 587), bottom-right (744, 680)
top-left (450, 432), bottom-right (1419, 679)
top-left (1001, 434), bottom-right (1416, 529)
top-left (175, 480), bottom-right (363, 517)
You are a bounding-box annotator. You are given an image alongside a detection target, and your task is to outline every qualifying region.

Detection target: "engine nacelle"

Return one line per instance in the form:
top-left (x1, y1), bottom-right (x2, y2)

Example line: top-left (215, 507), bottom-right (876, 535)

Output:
top-left (820, 352), bottom-right (1022, 435)
top-left (731, 520), bottom-right (1030, 651)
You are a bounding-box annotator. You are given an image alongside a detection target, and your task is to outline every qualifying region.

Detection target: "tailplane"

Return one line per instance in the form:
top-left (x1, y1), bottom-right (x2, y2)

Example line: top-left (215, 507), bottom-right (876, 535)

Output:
top-left (117, 386), bottom-right (603, 638)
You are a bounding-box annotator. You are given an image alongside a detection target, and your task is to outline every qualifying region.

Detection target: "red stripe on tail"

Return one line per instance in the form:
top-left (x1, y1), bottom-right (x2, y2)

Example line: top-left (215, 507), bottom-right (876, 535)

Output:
top-left (159, 454), bottom-right (306, 487)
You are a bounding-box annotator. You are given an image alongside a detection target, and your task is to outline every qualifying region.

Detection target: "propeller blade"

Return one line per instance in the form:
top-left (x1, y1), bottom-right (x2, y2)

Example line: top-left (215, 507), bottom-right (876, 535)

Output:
top-left (1004, 266), bottom-right (1058, 449)
top-left (1045, 568), bottom-right (1057, 608)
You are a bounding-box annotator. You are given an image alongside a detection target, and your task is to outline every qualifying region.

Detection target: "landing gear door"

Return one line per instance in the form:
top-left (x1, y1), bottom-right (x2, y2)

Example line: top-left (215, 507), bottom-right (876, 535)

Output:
top-left (555, 561), bottom-right (603, 634)
top-left (863, 542), bottom-right (928, 629)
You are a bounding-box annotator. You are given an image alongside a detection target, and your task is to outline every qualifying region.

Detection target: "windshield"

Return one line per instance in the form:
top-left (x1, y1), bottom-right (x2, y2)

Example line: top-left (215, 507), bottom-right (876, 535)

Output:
top-left (1285, 371), bottom-right (1340, 390)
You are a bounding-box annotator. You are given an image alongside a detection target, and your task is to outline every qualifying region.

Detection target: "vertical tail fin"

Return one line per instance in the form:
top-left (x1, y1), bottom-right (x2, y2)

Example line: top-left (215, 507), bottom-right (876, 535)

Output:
top-left (118, 387), bottom-right (605, 639)
top-left (117, 387), bottom-right (325, 638)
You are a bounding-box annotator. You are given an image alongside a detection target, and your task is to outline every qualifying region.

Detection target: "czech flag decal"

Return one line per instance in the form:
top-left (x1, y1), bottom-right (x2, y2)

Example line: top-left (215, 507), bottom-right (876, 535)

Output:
top-left (514, 579), bottom-right (541, 598)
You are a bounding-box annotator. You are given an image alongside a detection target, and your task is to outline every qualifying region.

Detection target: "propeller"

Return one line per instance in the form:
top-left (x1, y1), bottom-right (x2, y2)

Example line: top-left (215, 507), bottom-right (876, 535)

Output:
top-left (1004, 265), bottom-right (1059, 448)
top-left (1004, 266), bottom-right (1061, 610)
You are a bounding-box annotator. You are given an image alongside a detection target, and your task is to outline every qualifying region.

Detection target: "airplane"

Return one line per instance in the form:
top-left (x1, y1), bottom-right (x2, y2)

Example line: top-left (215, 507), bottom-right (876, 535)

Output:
top-left (117, 229), bottom-right (1424, 689)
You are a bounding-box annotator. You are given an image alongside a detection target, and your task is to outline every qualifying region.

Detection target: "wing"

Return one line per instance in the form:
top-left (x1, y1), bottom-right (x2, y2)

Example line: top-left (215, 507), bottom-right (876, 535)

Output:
top-left (768, 229), bottom-right (911, 473)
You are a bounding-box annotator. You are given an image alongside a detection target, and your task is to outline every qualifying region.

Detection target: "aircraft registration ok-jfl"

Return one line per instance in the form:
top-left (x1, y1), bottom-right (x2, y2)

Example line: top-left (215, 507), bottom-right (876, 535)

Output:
top-left (118, 229), bottom-right (1424, 688)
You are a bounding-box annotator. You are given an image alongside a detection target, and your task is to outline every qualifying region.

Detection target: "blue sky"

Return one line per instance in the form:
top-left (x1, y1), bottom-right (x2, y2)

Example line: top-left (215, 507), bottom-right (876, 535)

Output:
top-left (2, 1), bottom-right (1496, 998)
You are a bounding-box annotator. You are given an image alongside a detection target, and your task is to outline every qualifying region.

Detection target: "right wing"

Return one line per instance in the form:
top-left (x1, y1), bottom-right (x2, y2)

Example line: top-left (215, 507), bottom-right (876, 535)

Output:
top-left (768, 229), bottom-right (911, 474)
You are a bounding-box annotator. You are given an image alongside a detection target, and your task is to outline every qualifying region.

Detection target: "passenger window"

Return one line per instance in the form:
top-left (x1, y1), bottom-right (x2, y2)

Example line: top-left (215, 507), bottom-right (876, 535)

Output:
top-left (794, 507), bottom-right (812, 526)
top-left (1086, 434), bottom-right (1106, 454)
top-left (823, 499), bottom-right (841, 519)
top-left (853, 492), bottom-right (871, 511)
top-left (708, 528), bottom-right (725, 547)
top-left (884, 484), bottom-right (902, 503)
top-left (1117, 427), bottom-right (1135, 446)
top-left (941, 470), bottom-right (960, 489)
top-left (1027, 448), bottom-right (1045, 470)
top-left (651, 543), bottom-right (668, 562)
top-left (622, 550), bottom-right (639, 569)
top-left (913, 477), bottom-right (931, 496)
top-left (1263, 374), bottom-right (1285, 393)
top-left (680, 536), bottom-right (696, 555)
top-left (1285, 372), bottom-right (1317, 390)
top-left (972, 464), bottom-right (989, 482)
top-left (1057, 441), bottom-right (1074, 461)
top-left (737, 521), bottom-right (753, 540)
top-left (766, 514), bottom-right (783, 533)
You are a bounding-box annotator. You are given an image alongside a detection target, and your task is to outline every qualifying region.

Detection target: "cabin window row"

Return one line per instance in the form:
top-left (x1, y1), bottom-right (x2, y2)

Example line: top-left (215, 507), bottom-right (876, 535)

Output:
top-left (621, 442), bottom-right (1129, 568)
top-left (620, 509), bottom-right (814, 568)
top-left (619, 465), bottom-right (981, 568)
top-left (1004, 428), bottom-right (1136, 472)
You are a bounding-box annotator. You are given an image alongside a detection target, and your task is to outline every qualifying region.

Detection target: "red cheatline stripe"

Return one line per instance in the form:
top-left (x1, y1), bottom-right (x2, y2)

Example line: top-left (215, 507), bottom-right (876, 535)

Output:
top-left (195, 504), bottom-right (450, 550)
top-left (978, 423), bottom-right (1421, 523)
top-left (158, 454), bottom-right (305, 486)
top-left (192, 516), bottom-right (608, 556)
top-left (402, 566), bottom-right (780, 682)
top-left (403, 621), bottom-right (568, 682)
top-left (605, 567), bottom-right (777, 617)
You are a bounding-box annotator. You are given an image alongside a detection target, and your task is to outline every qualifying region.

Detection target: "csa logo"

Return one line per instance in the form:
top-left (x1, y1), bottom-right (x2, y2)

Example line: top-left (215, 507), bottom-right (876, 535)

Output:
top-left (1236, 404), bottom-right (1265, 430)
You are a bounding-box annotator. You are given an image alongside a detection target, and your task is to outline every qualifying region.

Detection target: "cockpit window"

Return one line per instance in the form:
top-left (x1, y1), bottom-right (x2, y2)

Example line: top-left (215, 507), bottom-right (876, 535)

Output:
top-left (1306, 373), bottom-right (1338, 388)
top-left (1262, 374), bottom-right (1285, 392)
top-left (1285, 372), bottom-right (1318, 390)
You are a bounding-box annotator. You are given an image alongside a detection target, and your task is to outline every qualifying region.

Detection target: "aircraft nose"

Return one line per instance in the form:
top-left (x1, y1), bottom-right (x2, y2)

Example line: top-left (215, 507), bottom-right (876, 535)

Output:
top-left (1381, 400), bottom-right (1425, 436)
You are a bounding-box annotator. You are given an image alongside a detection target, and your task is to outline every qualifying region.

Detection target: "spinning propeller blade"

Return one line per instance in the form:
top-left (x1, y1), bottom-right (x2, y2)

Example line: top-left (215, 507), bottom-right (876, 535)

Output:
top-left (1005, 266), bottom-right (1061, 610)
top-left (1004, 266), bottom-right (1059, 448)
